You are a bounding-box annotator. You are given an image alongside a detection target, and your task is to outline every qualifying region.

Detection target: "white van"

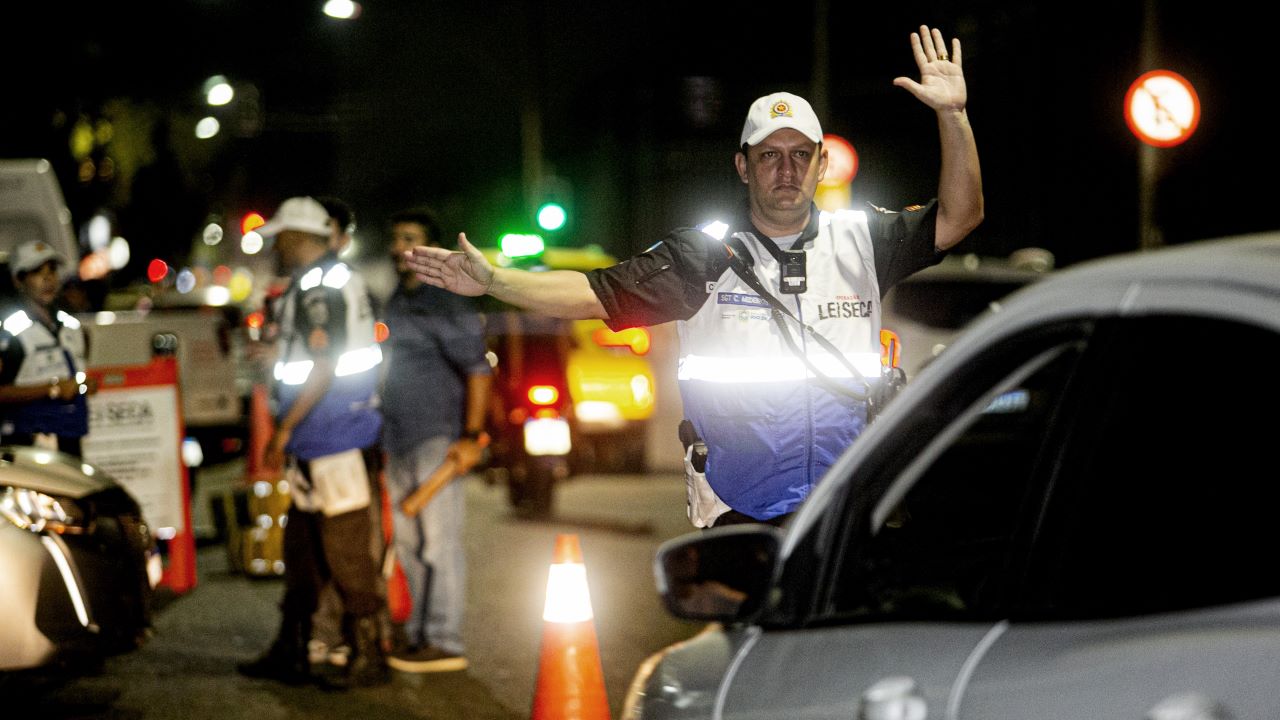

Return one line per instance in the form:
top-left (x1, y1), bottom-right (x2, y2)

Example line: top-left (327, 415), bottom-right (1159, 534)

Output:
top-left (0, 158), bottom-right (79, 291)
top-left (78, 301), bottom-right (248, 463)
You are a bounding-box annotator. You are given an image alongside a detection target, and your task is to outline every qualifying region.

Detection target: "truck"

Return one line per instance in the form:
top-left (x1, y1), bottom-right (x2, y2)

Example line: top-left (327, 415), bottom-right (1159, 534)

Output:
top-left (0, 158), bottom-right (79, 294)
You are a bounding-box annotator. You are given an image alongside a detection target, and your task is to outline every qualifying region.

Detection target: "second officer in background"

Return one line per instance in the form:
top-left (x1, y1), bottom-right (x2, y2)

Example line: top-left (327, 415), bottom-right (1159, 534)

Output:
top-left (237, 196), bottom-right (389, 688)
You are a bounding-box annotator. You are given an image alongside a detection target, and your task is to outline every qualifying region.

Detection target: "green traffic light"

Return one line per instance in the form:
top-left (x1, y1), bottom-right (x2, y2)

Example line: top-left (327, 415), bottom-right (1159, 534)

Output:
top-left (536, 202), bottom-right (567, 232)
top-left (500, 233), bottom-right (545, 258)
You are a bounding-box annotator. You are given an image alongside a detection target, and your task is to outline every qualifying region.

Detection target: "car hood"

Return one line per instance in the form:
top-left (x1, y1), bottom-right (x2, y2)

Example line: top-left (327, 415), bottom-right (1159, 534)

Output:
top-left (0, 446), bottom-right (116, 498)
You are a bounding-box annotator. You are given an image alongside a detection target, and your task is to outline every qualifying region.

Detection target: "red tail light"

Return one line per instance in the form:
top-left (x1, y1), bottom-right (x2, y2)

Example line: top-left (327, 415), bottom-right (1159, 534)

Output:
top-left (592, 327), bottom-right (650, 355)
top-left (528, 385), bottom-right (559, 406)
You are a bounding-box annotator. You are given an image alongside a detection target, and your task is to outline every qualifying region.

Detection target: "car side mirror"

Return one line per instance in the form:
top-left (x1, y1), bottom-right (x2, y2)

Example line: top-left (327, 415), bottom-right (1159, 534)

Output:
top-left (654, 525), bottom-right (782, 623)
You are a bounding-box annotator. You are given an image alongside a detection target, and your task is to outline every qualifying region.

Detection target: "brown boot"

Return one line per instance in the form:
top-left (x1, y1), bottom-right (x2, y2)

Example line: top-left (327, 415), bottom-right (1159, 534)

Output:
top-left (322, 615), bottom-right (389, 689)
top-left (237, 617), bottom-right (311, 685)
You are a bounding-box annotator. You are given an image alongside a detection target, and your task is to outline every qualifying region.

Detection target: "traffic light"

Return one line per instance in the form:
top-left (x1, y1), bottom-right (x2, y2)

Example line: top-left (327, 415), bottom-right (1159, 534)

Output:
top-left (536, 202), bottom-right (567, 232)
top-left (533, 175), bottom-right (572, 237)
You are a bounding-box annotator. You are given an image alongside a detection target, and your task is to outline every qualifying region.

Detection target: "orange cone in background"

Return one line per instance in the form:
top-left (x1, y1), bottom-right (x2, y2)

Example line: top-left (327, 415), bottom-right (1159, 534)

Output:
top-left (245, 383), bottom-right (275, 481)
top-left (531, 534), bottom-right (611, 720)
top-left (380, 472), bottom-right (412, 624)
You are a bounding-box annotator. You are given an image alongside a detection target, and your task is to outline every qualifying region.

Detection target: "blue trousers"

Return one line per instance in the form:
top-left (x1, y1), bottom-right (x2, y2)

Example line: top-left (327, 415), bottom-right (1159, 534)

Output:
top-left (385, 436), bottom-right (467, 654)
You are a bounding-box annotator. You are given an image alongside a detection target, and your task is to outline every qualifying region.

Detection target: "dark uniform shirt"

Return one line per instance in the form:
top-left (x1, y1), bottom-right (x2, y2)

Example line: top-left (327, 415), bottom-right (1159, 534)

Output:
top-left (585, 201), bottom-right (942, 331)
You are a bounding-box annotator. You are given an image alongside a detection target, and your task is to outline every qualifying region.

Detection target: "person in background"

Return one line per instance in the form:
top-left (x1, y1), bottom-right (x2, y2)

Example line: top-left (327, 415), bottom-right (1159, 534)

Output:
top-left (382, 207), bottom-right (490, 673)
top-left (0, 240), bottom-right (98, 456)
top-left (305, 195), bottom-right (392, 670)
top-left (236, 196), bottom-right (388, 688)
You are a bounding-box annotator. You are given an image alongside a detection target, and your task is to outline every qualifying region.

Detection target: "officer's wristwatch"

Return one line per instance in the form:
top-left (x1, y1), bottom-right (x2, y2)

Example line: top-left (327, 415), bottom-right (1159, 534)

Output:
top-left (461, 429), bottom-right (486, 442)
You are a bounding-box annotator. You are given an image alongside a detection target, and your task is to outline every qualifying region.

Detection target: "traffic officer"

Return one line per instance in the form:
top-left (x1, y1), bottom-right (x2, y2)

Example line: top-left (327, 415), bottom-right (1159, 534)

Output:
top-left (0, 240), bottom-right (97, 456)
top-left (405, 26), bottom-right (983, 528)
top-left (237, 196), bottom-right (388, 688)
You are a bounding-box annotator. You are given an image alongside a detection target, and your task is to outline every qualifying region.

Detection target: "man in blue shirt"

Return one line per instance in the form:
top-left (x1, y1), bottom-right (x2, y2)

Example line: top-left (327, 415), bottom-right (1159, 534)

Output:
top-left (382, 207), bottom-right (491, 672)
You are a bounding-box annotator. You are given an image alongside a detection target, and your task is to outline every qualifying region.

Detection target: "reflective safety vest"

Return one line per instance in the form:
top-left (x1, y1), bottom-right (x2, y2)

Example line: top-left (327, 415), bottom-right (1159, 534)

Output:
top-left (0, 308), bottom-right (90, 438)
top-left (678, 210), bottom-right (882, 520)
top-left (273, 259), bottom-right (382, 460)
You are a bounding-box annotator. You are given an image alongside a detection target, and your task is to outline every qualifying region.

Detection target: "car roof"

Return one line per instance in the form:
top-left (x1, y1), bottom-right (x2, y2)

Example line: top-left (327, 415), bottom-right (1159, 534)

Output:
top-left (973, 233), bottom-right (1280, 338)
top-left (787, 233), bottom-right (1280, 549)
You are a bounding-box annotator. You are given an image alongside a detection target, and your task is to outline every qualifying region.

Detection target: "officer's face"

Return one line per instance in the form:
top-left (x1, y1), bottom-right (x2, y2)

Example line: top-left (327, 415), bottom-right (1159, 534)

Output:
top-left (275, 230), bottom-right (328, 272)
top-left (17, 261), bottom-right (60, 308)
top-left (736, 128), bottom-right (828, 216)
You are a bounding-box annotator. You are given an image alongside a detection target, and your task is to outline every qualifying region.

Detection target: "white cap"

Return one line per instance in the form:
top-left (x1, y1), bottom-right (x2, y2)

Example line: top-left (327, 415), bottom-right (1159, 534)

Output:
top-left (258, 196), bottom-right (332, 238)
top-left (9, 240), bottom-right (64, 278)
top-left (740, 92), bottom-right (823, 147)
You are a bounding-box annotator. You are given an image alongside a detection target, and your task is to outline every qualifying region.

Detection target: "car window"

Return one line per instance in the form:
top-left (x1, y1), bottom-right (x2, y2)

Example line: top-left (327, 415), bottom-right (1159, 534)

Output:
top-left (1020, 316), bottom-right (1280, 620)
top-left (821, 334), bottom-right (1088, 622)
top-left (884, 278), bottom-right (1031, 330)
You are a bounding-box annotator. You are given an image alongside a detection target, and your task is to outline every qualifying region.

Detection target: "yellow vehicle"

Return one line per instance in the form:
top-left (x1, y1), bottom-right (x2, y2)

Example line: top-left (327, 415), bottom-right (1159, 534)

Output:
top-left (566, 319), bottom-right (655, 469)
top-left (476, 242), bottom-right (657, 515)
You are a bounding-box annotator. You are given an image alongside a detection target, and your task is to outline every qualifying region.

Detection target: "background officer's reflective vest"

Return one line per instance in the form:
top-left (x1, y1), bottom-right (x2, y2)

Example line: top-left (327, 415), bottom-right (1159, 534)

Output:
top-left (0, 309), bottom-right (89, 438)
top-left (678, 210), bottom-right (881, 520)
top-left (273, 259), bottom-right (382, 460)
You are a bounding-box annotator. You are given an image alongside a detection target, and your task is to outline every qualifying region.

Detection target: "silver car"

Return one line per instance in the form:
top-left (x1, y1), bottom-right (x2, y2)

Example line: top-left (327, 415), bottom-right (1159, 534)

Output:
top-left (1, 446), bottom-right (159, 676)
top-left (625, 234), bottom-right (1280, 720)
top-left (881, 247), bottom-right (1053, 379)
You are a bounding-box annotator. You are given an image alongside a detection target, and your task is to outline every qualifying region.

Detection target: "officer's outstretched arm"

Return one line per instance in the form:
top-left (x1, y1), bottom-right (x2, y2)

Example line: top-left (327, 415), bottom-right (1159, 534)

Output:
top-left (893, 25), bottom-right (984, 251)
top-left (406, 232), bottom-right (608, 320)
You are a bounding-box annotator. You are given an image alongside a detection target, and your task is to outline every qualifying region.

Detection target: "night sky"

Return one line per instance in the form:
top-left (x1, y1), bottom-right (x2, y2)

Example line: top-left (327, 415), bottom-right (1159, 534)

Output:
top-left (4, 1), bottom-right (1277, 281)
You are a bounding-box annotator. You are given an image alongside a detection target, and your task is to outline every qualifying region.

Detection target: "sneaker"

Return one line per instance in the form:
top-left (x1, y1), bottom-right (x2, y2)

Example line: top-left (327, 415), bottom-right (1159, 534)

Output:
top-left (307, 639), bottom-right (329, 666)
top-left (327, 644), bottom-right (350, 668)
top-left (308, 640), bottom-right (350, 667)
top-left (387, 644), bottom-right (468, 673)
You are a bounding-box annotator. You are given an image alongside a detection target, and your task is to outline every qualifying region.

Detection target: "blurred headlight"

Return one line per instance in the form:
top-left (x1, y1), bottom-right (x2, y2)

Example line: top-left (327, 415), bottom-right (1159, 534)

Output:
top-left (0, 486), bottom-right (88, 534)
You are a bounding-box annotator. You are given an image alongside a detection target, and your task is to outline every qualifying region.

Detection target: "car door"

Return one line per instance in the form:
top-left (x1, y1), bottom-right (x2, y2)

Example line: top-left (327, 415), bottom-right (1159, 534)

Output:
top-left (716, 322), bottom-right (1094, 720)
top-left (957, 314), bottom-right (1280, 720)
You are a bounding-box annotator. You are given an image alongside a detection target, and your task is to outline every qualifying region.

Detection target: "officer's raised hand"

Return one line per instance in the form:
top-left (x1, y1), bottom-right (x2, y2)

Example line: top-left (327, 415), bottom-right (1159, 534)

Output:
top-left (893, 25), bottom-right (967, 113)
top-left (404, 232), bottom-right (494, 297)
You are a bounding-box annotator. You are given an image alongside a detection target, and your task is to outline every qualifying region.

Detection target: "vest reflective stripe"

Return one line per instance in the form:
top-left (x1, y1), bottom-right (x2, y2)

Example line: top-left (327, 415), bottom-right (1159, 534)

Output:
top-left (678, 352), bottom-right (882, 383)
top-left (274, 359), bottom-right (314, 386)
top-left (298, 262), bottom-right (352, 292)
top-left (274, 344), bottom-right (382, 385)
top-left (335, 344), bottom-right (382, 377)
top-left (2, 310), bottom-right (33, 336)
top-left (677, 210), bottom-right (881, 520)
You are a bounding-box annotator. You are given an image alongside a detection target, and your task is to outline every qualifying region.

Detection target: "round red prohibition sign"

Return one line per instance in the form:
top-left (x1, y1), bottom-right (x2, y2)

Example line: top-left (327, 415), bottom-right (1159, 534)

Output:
top-left (1125, 70), bottom-right (1200, 147)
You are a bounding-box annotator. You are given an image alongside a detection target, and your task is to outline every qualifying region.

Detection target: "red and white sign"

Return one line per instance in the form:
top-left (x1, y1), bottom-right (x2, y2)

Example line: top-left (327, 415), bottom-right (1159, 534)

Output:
top-left (1125, 70), bottom-right (1200, 147)
top-left (82, 357), bottom-right (196, 594)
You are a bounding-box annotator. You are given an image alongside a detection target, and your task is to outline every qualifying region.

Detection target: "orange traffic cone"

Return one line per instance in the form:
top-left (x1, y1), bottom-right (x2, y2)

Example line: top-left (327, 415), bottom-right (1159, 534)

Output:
top-left (245, 383), bottom-right (275, 481)
top-left (379, 472), bottom-right (412, 624)
top-left (531, 534), bottom-right (611, 720)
